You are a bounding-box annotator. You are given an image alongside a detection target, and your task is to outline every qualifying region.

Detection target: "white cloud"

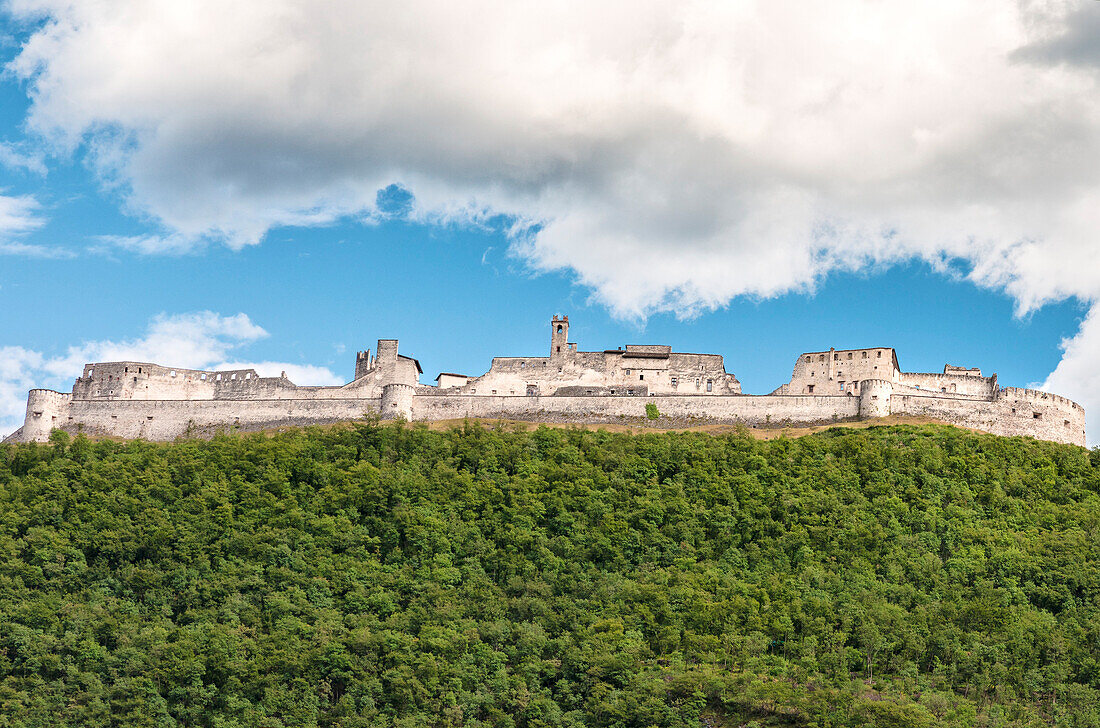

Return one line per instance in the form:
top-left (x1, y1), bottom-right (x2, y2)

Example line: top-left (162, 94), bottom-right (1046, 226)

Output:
top-left (0, 191), bottom-right (42, 231)
top-left (0, 142), bottom-right (47, 176)
top-left (7, 1), bottom-right (1100, 310)
top-left (0, 193), bottom-right (66, 256)
top-left (5, 1), bottom-right (1100, 439)
top-left (1041, 306), bottom-right (1100, 445)
top-left (0, 312), bottom-right (342, 437)
top-left (0, 346), bottom-right (44, 429)
top-left (94, 233), bottom-right (209, 256)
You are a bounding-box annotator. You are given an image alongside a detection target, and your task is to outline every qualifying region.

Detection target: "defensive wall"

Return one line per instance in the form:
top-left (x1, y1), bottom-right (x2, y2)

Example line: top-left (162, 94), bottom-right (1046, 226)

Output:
top-left (3, 315), bottom-right (1086, 447)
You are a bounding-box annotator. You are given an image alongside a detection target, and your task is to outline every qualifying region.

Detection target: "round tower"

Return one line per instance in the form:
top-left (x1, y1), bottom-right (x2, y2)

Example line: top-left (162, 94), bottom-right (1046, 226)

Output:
top-left (22, 389), bottom-right (72, 442)
top-left (858, 379), bottom-right (893, 419)
top-left (380, 383), bottom-right (415, 420)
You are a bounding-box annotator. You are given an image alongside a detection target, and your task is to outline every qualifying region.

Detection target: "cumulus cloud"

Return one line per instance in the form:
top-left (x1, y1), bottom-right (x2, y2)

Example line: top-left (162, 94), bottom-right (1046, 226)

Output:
top-left (1041, 306), bottom-right (1100, 439)
top-left (0, 312), bottom-right (341, 437)
top-left (5, 1), bottom-right (1100, 437)
top-left (0, 346), bottom-right (44, 429)
top-left (7, 1), bottom-right (1100, 311)
top-left (1013, 2), bottom-right (1100, 70)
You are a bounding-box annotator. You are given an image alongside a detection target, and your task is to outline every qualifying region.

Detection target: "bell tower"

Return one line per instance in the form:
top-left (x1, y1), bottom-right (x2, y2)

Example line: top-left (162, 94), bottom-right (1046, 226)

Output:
top-left (550, 315), bottom-right (569, 358)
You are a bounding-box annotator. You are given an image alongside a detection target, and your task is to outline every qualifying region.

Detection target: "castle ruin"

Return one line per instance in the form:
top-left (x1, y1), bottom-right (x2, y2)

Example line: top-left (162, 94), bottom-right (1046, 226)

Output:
top-left (4, 315), bottom-right (1086, 446)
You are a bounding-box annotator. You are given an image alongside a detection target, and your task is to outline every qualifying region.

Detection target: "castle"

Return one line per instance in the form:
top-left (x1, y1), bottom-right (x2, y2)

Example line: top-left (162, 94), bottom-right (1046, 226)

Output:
top-left (4, 315), bottom-right (1086, 446)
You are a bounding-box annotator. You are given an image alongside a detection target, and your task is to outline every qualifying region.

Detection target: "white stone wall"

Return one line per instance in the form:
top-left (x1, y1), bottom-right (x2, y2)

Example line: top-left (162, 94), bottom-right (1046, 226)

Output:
top-left (891, 388), bottom-right (1085, 446)
top-left (897, 372), bottom-right (997, 397)
top-left (411, 393), bottom-right (860, 426)
top-left (60, 397), bottom-right (383, 440)
top-left (7, 384), bottom-right (1084, 447)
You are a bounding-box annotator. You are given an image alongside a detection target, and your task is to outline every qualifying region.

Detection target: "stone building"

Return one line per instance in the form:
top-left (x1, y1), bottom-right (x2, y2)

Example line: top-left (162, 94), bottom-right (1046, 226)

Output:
top-left (3, 314), bottom-right (1086, 447)
top-left (451, 315), bottom-right (741, 398)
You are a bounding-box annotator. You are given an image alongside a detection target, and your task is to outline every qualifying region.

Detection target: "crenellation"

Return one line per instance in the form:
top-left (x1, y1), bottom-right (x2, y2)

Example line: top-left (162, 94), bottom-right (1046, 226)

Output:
top-left (3, 314), bottom-right (1085, 447)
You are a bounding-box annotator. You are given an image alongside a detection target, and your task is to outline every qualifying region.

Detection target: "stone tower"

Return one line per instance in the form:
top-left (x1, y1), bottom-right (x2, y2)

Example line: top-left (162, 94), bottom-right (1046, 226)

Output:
top-left (550, 315), bottom-right (569, 358)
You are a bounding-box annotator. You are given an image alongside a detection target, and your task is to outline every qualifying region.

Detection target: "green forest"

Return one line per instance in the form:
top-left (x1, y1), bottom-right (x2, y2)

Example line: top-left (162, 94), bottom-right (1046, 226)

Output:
top-left (0, 422), bottom-right (1098, 727)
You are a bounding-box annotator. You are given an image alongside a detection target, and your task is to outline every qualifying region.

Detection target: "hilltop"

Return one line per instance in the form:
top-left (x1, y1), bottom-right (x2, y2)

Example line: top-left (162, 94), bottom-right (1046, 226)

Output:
top-left (0, 423), bottom-right (1097, 726)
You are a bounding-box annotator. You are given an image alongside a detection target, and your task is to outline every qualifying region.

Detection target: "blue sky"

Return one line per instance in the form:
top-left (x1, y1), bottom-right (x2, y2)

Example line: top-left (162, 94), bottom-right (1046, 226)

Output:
top-left (1, 1), bottom-right (1098, 440)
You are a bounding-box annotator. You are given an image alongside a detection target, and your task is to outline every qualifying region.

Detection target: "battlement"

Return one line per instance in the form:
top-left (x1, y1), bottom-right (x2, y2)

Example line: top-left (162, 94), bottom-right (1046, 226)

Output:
top-left (28, 388), bottom-right (72, 401)
top-left (996, 386), bottom-right (1083, 410)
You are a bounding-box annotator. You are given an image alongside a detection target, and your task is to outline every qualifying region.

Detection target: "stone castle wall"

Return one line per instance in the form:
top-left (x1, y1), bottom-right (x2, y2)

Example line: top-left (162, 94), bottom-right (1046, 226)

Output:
top-left (16, 384), bottom-right (1084, 446)
top-left (4, 316), bottom-right (1086, 447)
top-left (411, 392), bottom-right (860, 425)
top-left (8, 381), bottom-right (1085, 446)
top-left (61, 397), bottom-right (383, 440)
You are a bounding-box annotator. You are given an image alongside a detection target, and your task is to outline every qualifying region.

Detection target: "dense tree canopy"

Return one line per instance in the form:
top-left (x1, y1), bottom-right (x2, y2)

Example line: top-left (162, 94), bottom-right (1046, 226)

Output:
top-left (0, 422), bottom-right (1098, 727)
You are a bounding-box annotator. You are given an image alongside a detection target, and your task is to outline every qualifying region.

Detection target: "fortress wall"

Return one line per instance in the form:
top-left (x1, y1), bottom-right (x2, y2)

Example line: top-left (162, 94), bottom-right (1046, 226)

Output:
top-left (889, 382), bottom-right (996, 400)
top-left (75, 363), bottom-right (221, 400)
top-left (61, 397), bottom-right (382, 440)
top-left (897, 372), bottom-right (997, 397)
top-left (72, 362), bottom-right (366, 402)
top-left (411, 393), bottom-right (860, 425)
top-left (17, 388), bottom-right (1085, 446)
top-left (891, 391), bottom-right (1085, 446)
top-left (996, 386), bottom-right (1083, 410)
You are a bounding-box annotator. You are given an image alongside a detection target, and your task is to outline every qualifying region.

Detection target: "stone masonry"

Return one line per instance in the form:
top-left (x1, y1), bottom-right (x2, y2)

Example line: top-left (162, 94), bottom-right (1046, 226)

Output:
top-left (4, 315), bottom-right (1086, 446)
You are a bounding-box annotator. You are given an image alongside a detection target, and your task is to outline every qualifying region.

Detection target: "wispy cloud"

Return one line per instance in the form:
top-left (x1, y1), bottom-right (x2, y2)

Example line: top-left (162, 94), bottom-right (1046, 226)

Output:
top-left (0, 193), bottom-right (65, 256)
top-left (0, 193), bottom-right (42, 235)
top-left (0, 142), bottom-right (47, 176)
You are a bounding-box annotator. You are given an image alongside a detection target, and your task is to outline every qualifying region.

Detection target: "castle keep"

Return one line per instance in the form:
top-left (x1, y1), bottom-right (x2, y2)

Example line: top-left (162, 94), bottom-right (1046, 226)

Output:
top-left (5, 315), bottom-right (1086, 446)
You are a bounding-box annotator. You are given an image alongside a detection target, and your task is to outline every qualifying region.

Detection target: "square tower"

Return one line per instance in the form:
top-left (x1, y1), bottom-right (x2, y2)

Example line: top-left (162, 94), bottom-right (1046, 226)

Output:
top-left (550, 315), bottom-right (569, 358)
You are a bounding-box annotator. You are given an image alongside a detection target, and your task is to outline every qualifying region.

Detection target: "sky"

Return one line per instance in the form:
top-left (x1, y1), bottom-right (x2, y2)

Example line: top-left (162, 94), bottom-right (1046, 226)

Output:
top-left (0, 1), bottom-right (1099, 441)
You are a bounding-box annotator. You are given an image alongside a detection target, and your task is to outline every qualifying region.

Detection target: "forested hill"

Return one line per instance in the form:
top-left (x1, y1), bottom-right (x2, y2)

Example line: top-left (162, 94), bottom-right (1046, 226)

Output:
top-left (0, 424), bottom-right (1098, 727)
